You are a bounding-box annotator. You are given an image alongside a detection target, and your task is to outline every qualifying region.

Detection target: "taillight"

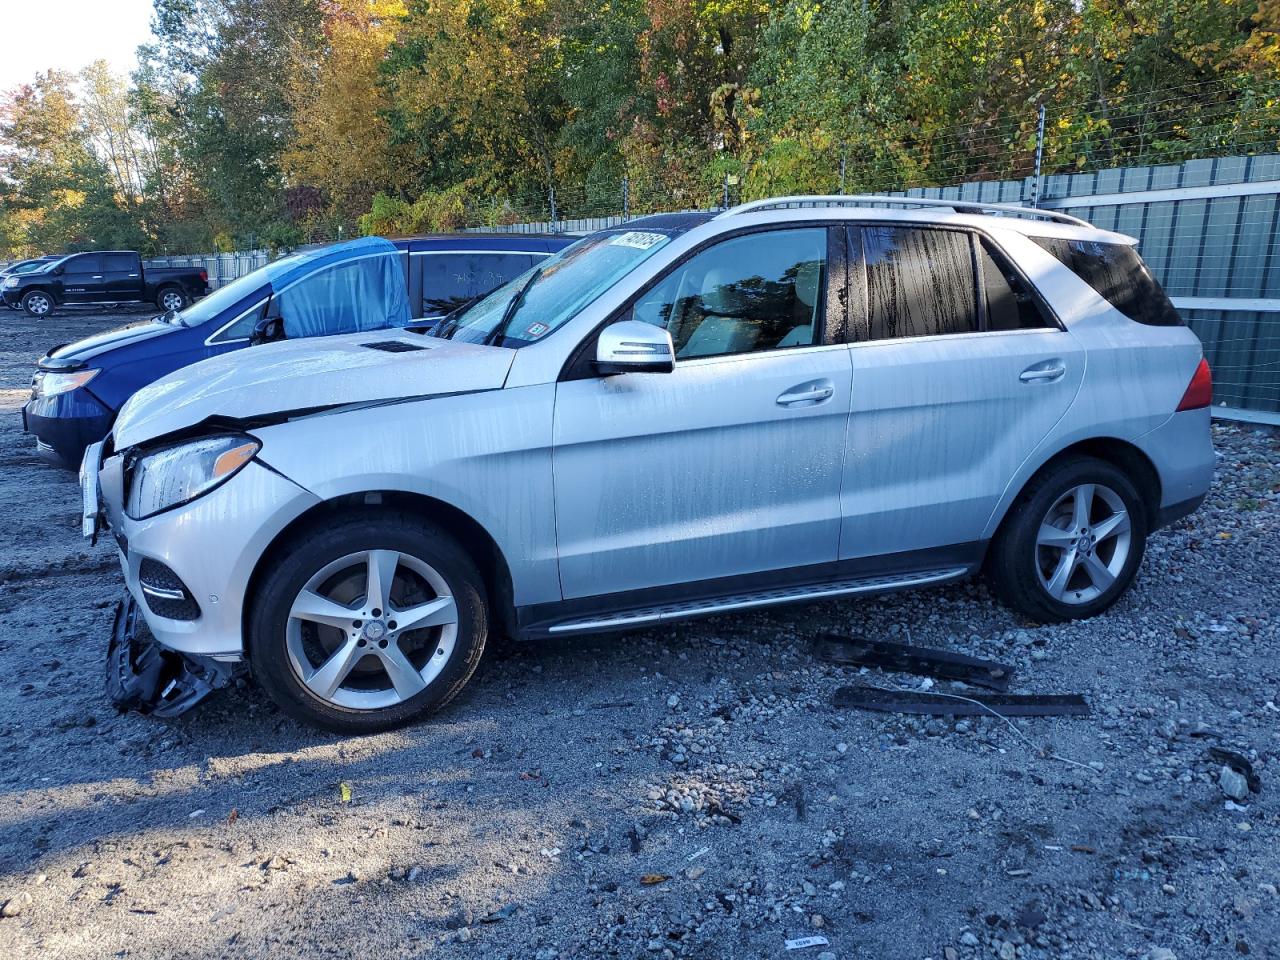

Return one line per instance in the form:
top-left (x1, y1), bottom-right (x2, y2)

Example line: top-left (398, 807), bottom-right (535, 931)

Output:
top-left (1176, 358), bottom-right (1212, 411)
top-left (199, 269), bottom-right (208, 283)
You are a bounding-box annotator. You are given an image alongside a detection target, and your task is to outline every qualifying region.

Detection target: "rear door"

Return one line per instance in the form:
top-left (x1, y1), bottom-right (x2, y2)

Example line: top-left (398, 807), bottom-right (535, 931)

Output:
top-left (58, 254), bottom-right (105, 303)
top-left (840, 224), bottom-right (1085, 561)
top-left (101, 252), bottom-right (143, 301)
top-left (553, 225), bottom-right (853, 599)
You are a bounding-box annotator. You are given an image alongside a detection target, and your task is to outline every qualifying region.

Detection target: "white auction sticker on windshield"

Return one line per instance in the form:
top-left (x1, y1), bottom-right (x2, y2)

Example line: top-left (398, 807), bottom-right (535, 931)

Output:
top-left (609, 231), bottom-right (666, 249)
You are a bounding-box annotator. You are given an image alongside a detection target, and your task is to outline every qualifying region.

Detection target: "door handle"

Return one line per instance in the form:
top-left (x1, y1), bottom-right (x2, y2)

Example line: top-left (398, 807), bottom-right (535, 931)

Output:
top-left (1019, 362), bottom-right (1066, 383)
top-left (777, 379), bottom-right (835, 406)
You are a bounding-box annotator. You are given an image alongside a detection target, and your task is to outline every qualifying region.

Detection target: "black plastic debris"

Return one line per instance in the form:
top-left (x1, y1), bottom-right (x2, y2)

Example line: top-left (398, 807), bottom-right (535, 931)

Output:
top-left (1207, 747), bottom-right (1262, 794)
top-left (106, 594), bottom-right (231, 718)
top-left (832, 686), bottom-right (1091, 717)
top-left (815, 633), bottom-right (1015, 691)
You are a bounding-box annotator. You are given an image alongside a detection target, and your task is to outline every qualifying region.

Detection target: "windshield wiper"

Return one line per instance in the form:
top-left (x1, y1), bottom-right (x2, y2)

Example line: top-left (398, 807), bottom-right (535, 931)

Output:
top-left (483, 267), bottom-right (543, 346)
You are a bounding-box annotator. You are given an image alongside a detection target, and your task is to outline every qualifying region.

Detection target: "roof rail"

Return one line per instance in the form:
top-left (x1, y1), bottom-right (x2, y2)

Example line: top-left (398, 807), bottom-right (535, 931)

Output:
top-left (715, 194), bottom-right (1093, 229)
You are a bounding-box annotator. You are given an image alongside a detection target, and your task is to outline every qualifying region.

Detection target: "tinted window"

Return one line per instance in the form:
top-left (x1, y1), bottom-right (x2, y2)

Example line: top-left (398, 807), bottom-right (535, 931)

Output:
top-left (978, 238), bottom-right (1052, 331)
top-left (103, 253), bottom-right (137, 272)
top-left (422, 252), bottom-right (536, 317)
top-left (63, 254), bottom-right (102, 275)
top-left (863, 226), bottom-right (976, 340)
top-left (1032, 238), bottom-right (1182, 326)
top-left (632, 228), bottom-right (826, 358)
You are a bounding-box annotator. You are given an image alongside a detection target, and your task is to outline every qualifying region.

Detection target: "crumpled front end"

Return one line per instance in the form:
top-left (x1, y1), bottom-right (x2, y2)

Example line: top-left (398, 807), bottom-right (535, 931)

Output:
top-left (106, 595), bottom-right (234, 717)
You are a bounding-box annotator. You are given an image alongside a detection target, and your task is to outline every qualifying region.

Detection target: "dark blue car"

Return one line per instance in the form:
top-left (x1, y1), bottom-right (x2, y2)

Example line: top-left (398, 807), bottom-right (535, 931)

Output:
top-left (23, 232), bottom-right (571, 466)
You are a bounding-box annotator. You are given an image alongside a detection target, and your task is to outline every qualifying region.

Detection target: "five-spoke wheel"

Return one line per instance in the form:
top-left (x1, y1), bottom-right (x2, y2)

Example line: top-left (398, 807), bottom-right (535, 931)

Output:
top-left (250, 513), bottom-right (487, 732)
top-left (988, 456), bottom-right (1148, 623)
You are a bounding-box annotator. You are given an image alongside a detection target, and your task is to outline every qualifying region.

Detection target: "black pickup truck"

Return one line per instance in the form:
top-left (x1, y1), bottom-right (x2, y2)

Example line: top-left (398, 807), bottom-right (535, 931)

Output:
top-left (1, 251), bottom-right (209, 318)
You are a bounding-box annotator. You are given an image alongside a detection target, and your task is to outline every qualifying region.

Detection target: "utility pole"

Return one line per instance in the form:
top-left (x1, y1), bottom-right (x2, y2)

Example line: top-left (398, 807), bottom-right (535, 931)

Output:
top-left (549, 186), bottom-right (559, 233)
top-left (622, 176), bottom-right (630, 222)
top-left (839, 152), bottom-right (848, 195)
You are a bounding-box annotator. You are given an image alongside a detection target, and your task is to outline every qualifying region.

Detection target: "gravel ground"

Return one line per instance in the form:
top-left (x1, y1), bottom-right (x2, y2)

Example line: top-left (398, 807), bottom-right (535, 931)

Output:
top-left (0, 308), bottom-right (1276, 960)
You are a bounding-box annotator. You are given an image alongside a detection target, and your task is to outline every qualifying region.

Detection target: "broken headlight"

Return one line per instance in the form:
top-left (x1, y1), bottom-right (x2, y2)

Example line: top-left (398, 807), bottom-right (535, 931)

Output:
top-left (125, 435), bottom-right (260, 519)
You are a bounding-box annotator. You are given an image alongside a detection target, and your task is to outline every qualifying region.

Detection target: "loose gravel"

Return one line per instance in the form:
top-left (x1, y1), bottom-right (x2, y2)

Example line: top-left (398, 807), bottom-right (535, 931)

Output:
top-left (0, 309), bottom-right (1276, 959)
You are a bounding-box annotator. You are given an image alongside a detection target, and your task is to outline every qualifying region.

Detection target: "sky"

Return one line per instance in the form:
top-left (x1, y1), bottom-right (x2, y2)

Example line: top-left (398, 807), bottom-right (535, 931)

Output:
top-left (0, 0), bottom-right (155, 91)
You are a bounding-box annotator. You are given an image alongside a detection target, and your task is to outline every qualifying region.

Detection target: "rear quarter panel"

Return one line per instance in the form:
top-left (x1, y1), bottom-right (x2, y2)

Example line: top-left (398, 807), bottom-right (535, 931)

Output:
top-left (979, 233), bottom-right (1208, 537)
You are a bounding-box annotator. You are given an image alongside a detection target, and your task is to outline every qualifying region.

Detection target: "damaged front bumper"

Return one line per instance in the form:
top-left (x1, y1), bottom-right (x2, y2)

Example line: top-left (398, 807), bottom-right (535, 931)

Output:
top-left (106, 594), bottom-right (233, 717)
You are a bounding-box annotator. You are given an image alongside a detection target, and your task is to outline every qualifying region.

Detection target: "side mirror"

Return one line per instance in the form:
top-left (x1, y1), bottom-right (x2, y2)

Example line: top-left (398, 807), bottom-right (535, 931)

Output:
top-left (250, 316), bottom-right (285, 346)
top-left (595, 319), bottom-right (675, 375)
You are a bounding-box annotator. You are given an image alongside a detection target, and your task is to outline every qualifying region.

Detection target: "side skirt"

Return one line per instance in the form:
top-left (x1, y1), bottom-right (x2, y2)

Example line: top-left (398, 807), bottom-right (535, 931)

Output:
top-left (515, 542), bottom-right (987, 640)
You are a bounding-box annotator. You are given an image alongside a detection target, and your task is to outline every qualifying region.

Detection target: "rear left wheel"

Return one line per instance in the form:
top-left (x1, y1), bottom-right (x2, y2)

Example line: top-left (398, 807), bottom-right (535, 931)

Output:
top-left (987, 456), bottom-right (1148, 623)
top-left (157, 287), bottom-right (189, 312)
top-left (248, 513), bottom-right (488, 733)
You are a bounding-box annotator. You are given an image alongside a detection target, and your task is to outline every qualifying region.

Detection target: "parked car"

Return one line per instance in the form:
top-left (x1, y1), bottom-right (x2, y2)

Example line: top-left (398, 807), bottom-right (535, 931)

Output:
top-left (2, 250), bottom-right (210, 317)
top-left (24, 232), bottom-right (571, 466)
top-left (84, 198), bottom-right (1214, 732)
top-left (1, 256), bottom-right (62, 305)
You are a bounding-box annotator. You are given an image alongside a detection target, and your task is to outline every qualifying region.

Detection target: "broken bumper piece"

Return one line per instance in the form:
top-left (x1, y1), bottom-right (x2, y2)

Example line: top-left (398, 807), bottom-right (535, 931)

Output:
top-left (106, 595), bottom-right (231, 717)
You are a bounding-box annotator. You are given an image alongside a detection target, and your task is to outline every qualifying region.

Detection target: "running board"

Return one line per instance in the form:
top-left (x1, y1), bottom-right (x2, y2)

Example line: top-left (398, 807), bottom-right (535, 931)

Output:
top-left (545, 567), bottom-right (968, 635)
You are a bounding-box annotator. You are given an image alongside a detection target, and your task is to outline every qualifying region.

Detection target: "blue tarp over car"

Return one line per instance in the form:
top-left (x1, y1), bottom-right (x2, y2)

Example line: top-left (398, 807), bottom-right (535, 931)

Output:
top-left (271, 236), bottom-right (412, 338)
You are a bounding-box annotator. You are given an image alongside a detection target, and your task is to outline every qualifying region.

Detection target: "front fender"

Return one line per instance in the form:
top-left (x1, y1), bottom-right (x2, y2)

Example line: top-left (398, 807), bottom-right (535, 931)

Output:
top-left (251, 383), bottom-right (561, 606)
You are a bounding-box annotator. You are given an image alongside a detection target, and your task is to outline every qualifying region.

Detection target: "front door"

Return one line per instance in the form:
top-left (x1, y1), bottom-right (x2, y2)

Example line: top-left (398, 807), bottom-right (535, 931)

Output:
top-left (59, 254), bottom-right (105, 304)
top-left (553, 226), bottom-right (853, 600)
top-left (840, 225), bottom-right (1086, 561)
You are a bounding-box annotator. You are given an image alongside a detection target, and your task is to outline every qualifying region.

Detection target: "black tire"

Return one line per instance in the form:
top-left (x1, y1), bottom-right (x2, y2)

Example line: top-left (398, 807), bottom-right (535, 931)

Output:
top-left (21, 290), bottom-right (54, 318)
top-left (156, 286), bottom-right (189, 312)
top-left (986, 455), bottom-right (1148, 623)
top-left (248, 511), bottom-right (488, 733)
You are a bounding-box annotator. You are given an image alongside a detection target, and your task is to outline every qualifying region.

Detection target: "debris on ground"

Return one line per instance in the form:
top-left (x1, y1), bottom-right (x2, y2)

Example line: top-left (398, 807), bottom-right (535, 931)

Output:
top-left (815, 633), bottom-right (1015, 690)
top-left (832, 686), bottom-right (1091, 717)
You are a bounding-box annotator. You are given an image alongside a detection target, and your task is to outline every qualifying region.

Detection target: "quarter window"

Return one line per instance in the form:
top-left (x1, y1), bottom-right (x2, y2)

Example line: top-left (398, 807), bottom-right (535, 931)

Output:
top-left (422, 252), bottom-right (538, 317)
top-left (1032, 238), bottom-right (1183, 327)
top-left (863, 226), bottom-right (976, 340)
top-left (631, 228), bottom-right (826, 359)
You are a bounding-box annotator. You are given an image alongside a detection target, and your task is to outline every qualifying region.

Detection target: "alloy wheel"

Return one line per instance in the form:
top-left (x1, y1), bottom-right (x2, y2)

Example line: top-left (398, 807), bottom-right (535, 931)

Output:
top-left (285, 549), bottom-right (458, 710)
top-left (1034, 483), bottom-right (1132, 605)
top-left (26, 294), bottom-right (50, 316)
top-left (161, 290), bottom-right (185, 311)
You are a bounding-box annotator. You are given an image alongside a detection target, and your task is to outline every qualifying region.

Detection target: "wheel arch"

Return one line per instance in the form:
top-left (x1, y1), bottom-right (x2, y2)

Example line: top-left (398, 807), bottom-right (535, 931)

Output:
top-left (989, 436), bottom-right (1162, 541)
top-left (242, 490), bottom-right (517, 656)
top-left (21, 286), bottom-right (58, 306)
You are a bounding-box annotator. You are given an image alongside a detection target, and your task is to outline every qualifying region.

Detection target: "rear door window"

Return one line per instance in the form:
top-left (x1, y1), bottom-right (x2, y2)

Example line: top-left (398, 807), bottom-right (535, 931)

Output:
top-left (1032, 238), bottom-right (1183, 326)
top-left (103, 253), bottom-right (138, 272)
top-left (421, 252), bottom-right (538, 317)
top-left (862, 226), bottom-right (977, 340)
top-left (977, 238), bottom-right (1054, 331)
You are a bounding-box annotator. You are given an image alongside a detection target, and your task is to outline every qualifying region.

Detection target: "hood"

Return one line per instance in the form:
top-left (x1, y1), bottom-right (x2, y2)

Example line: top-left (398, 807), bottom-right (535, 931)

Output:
top-left (113, 331), bottom-right (516, 448)
top-left (43, 319), bottom-right (175, 367)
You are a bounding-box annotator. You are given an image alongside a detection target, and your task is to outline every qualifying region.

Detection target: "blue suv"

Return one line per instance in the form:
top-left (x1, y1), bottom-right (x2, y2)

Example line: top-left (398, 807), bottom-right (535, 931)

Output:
top-left (24, 232), bottom-right (570, 466)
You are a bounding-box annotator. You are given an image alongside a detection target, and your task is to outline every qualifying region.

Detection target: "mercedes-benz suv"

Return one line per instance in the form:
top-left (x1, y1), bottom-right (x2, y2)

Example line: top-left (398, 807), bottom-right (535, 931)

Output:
top-left (83, 197), bottom-right (1215, 732)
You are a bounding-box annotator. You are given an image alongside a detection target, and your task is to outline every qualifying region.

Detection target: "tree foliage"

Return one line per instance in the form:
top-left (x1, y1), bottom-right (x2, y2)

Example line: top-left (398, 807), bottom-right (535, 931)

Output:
top-left (1, 0), bottom-right (1277, 257)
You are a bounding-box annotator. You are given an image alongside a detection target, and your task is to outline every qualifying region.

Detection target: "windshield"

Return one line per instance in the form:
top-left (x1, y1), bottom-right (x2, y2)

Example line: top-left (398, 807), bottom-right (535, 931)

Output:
top-left (436, 229), bottom-right (673, 347)
top-left (165, 254), bottom-right (305, 326)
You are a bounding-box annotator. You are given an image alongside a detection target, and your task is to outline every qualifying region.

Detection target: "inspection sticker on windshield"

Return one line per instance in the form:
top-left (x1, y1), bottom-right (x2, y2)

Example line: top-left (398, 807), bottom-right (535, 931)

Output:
top-left (610, 231), bottom-right (666, 250)
top-left (524, 321), bottom-right (550, 338)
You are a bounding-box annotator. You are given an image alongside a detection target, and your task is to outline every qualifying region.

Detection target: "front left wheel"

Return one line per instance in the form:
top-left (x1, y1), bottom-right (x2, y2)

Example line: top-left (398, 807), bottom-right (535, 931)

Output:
top-left (248, 512), bottom-right (488, 733)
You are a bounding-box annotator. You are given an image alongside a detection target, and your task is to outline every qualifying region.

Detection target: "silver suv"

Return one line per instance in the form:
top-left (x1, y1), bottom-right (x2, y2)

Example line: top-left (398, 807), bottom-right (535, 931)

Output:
top-left (85, 197), bottom-right (1215, 731)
